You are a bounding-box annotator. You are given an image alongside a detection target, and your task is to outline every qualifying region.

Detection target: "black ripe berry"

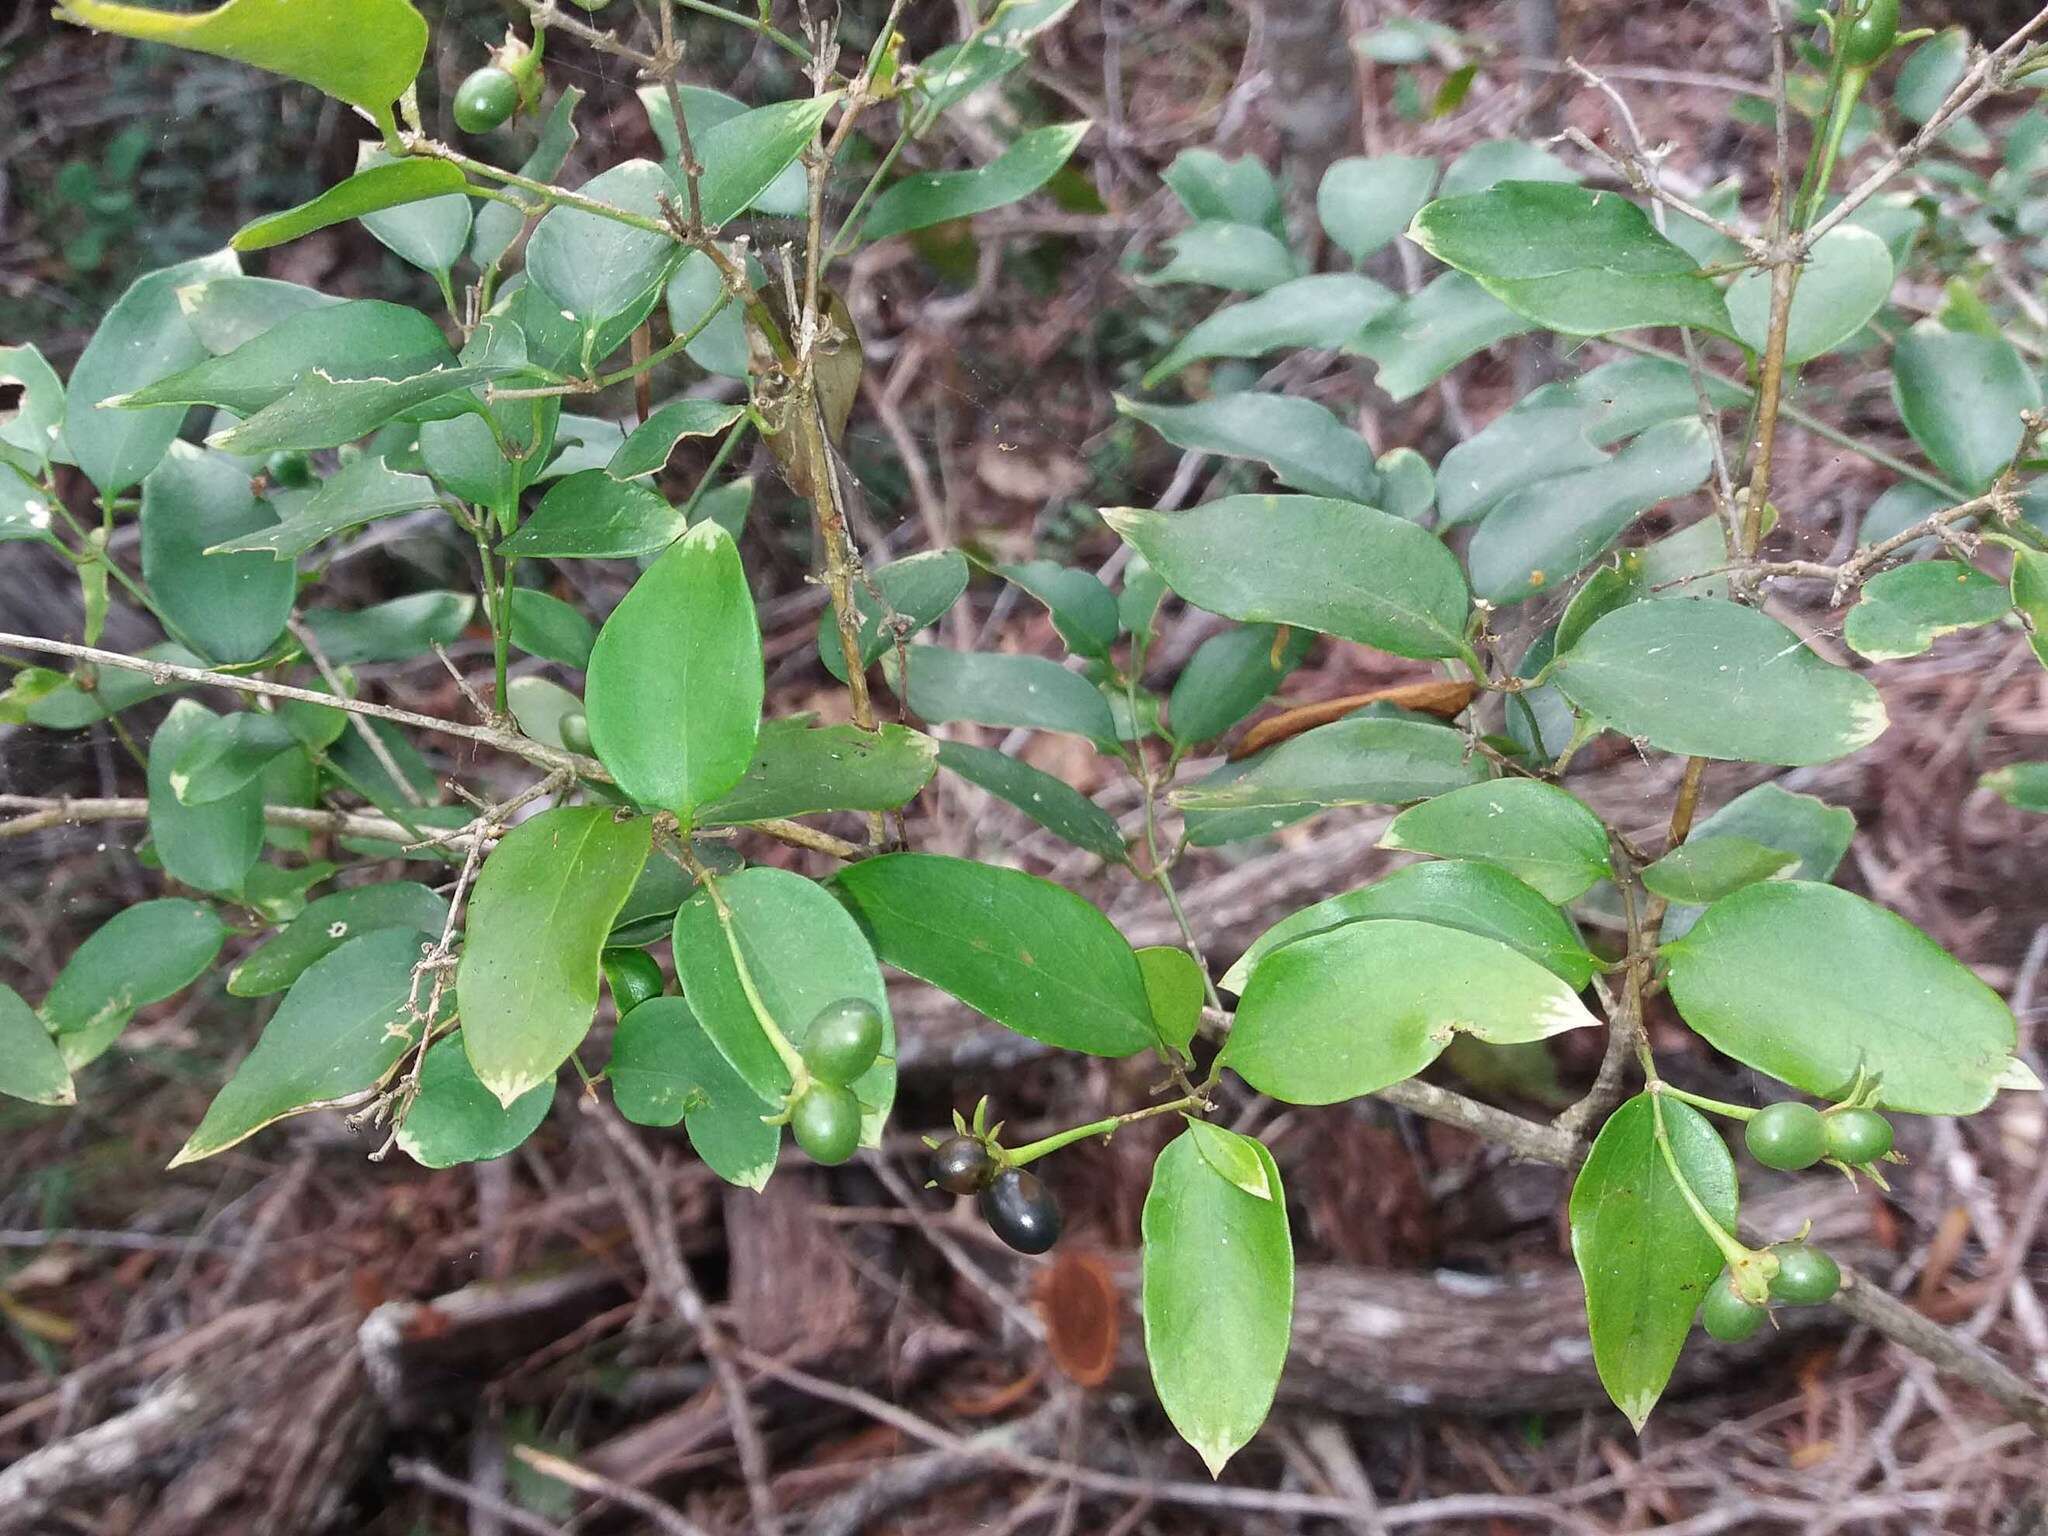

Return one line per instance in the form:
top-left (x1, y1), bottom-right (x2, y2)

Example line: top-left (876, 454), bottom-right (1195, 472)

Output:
top-left (980, 1167), bottom-right (1062, 1254)
top-left (930, 1134), bottom-right (996, 1195)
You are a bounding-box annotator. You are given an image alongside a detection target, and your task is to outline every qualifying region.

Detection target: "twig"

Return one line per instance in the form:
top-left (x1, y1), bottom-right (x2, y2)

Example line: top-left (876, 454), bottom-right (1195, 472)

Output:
top-left (289, 617), bottom-right (426, 807)
top-left (511, 1445), bottom-right (713, 1536)
top-left (1560, 122), bottom-right (1760, 254)
top-left (0, 794), bottom-right (469, 850)
top-left (1832, 1267), bottom-right (2048, 1434)
top-left (393, 1457), bottom-right (568, 1536)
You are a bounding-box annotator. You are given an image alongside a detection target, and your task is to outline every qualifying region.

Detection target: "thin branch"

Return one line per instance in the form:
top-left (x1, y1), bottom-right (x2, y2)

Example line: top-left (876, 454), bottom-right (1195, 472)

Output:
top-left (0, 794), bottom-right (469, 850)
top-left (1832, 1267), bottom-right (2048, 1435)
top-left (1560, 122), bottom-right (1761, 253)
top-left (511, 1445), bottom-right (714, 1536)
top-left (289, 618), bottom-right (426, 807)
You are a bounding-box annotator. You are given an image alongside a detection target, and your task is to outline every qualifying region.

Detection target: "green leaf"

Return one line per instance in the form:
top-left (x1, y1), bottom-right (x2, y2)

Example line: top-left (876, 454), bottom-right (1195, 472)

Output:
top-left (1137, 946), bottom-right (1205, 1054)
top-left (913, 38), bottom-right (1028, 114)
top-left (1843, 560), bottom-right (2009, 660)
top-left (507, 675), bottom-right (585, 749)
top-left (1221, 859), bottom-right (1596, 995)
top-left (2008, 538), bottom-right (2048, 671)
top-left (1892, 320), bottom-right (2042, 492)
top-left (396, 1036), bottom-right (553, 1168)
top-left (831, 852), bottom-right (1157, 1058)
top-left (25, 641), bottom-right (199, 730)
top-left (586, 521), bottom-right (763, 815)
top-left (1727, 226), bottom-right (1893, 364)
top-left (1166, 623), bottom-right (1310, 747)
top-left (1380, 780), bottom-right (1611, 903)
top-left (698, 717), bottom-right (937, 823)
top-left (1468, 420), bottom-right (1715, 605)
top-left (1143, 274), bottom-right (1396, 388)
top-left (1681, 783), bottom-right (1854, 891)
top-left (1161, 149), bottom-right (1280, 228)
top-left (525, 160), bottom-right (684, 333)
top-left (40, 898), bottom-right (227, 1067)
top-left (608, 400), bottom-right (746, 479)
top-left (1640, 836), bottom-right (1800, 904)
top-left (509, 587), bottom-right (597, 668)
top-left (168, 710), bottom-right (297, 804)
top-left (148, 700), bottom-right (264, 897)
top-left (1895, 28), bottom-right (1970, 125)
top-left (1438, 139), bottom-right (1579, 198)
top-left (176, 276), bottom-right (341, 353)
top-left (1143, 222), bottom-right (1300, 293)
top-left (1224, 919), bottom-right (1599, 1103)
top-left (610, 844), bottom-right (733, 947)
top-left (302, 591), bottom-right (475, 665)
top-left (209, 361), bottom-right (512, 456)
top-left (233, 159), bottom-right (470, 253)
top-left (208, 454), bottom-right (440, 559)
top-left (819, 549), bottom-right (969, 681)
top-left (694, 94), bottom-right (838, 227)
top-left (1409, 182), bottom-right (1734, 338)
top-left (638, 85), bottom-right (806, 217)
top-left (229, 881), bottom-right (448, 997)
top-left (1553, 598), bottom-right (1888, 766)
top-left (1116, 394), bottom-right (1382, 504)
top-left (472, 86), bottom-right (582, 266)
top-left (140, 444), bottom-right (295, 663)
top-left (0, 465), bottom-right (58, 546)
top-left (68, 249), bottom-right (239, 497)
top-left (1984, 762), bottom-right (2048, 812)
top-left (1142, 1127), bottom-right (1292, 1477)
top-left (500, 470), bottom-right (684, 559)
top-left (1664, 881), bottom-right (2022, 1114)
top-left (59, 0), bottom-right (426, 136)
top-left (608, 995), bottom-right (779, 1188)
top-left (0, 984), bottom-right (73, 1107)
top-left (1171, 717), bottom-right (1486, 813)
top-left (170, 927), bottom-right (437, 1167)
top-left (892, 646), bottom-right (1117, 743)
top-left (1104, 496), bottom-right (1471, 660)
top-left (671, 867), bottom-right (895, 1141)
top-left (540, 413), bottom-right (629, 481)
top-left (1569, 1094), bottom-right (1737, 1432)
top-left (456, 806), bottom-right (652, 1105)
top-left (934, 740), bottom-right (1127, 862)
top-left (864, 121), bottom-right (1090, 242)
top-left (0, 344), bottom-right (69, 475)
top-left (665, 250), bottom-right (747, 380)
top-left (1317, 155), bottom-right (1438, 262)
top-left (990, 559), bottom-right (1120, 657)
top-left (1348, 271), bottom-right (1532, 401)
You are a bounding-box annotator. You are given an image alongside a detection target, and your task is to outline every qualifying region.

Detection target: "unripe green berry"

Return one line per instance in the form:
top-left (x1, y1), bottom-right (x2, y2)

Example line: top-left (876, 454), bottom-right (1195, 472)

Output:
top-left (559, 710), bottom-right (592, 756)
top-left (265, 450), bottom-right (313, 488)
top-left (1745, 1101), bottom-right (1828, 1171)
top-left (1824, 1106), bottom-right (1893, 1165)
top-left (1768, 1242), bottom-right (1842, 1304)
top-left (1701, 1273), bottom-right (1766, 1341)
top-left (803, 997), bottom-right (884, 1085)
top-left (602, 946), bottom-right (663, 1014)
top-left (1836, 0), bottom-right (1900, 69)
top-left (454, 67), bottom-right (519, 134)
top-left (791, 1083), bottom-right (862, 1166)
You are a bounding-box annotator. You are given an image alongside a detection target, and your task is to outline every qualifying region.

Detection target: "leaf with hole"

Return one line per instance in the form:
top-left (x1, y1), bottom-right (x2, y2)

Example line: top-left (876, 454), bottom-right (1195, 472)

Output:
top-left (1843, 560), bottom-right (2009, 660)
top-left (608, 400), bottom-right (746, 480)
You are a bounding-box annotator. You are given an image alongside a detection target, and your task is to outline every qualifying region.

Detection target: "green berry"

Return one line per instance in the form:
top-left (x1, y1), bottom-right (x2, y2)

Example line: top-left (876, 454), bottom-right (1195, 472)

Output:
top-left (1836, 0), bottom-right (1899, 69)
top-left (1701, 1273), bottom-right (1766, 1341)
top-left (559, 710), bottom-right (592, 756)
top-left (791, 1083), bottom-right (862, 1166)
top-left (454, 67), bottom-right (519, 134)
top-left (930, 1134), bottom-right (996, 1195)
top-left (803, 997), bottom-right (883, 1085)
top-left (979, 1167), bottom-right (1062, 1254)
top-left (1824, 1106), bottom-right (1893, 1165)
top-left (1745, 1101), bottom-right (1828, 1171)
top-left (1768, 1242), bottom-right (1842, 1304)
top-left (602, 946), bottom-right (663, 1014)
top-left (264, 450), bottom-right (313, 488)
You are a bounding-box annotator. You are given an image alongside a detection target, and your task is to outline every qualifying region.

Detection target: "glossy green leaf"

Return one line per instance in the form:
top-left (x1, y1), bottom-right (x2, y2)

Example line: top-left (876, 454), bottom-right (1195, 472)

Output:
top-left (864, 121), bottom-right (1090, 242)
top-left (139, 444), bottom-right (294, 663)
top-left (171, 927), bottom-right (436, 1167)
top-left (1569, 1094), bottom-right (1736, 1432)
top-left (1143, 222), bottom-right (1300, 293)
top-left (1381, 780), bottom-right (1611, 903)
top-left (1348, 271), bottom-right (1532, 401)
top-left (934, 740), bottom-right (1127, 862)
top-left (506, 675), bottom-right (584, 750)
top-left (608, 400), bottom-right (746, 479)
top-left (210, 454), bottom-right (440, 559)
top-left (396, 1036), bottom-right (554, 1168)
top-left (1438, 139), bottom-right (1579, 198)
top-left (608, 995), bottom-right (779, 1188)
top-left (1665, 881), bottom-right (2022, 1114)
top-left (1892, 321), bottom-right (2042, 492)
top-left (302, 591), bottom-right (475, 665)
top-left (0, 984), bottom-right (73, 1107)
top-left (59, 0), bottom-right (426, 134)
top-left (638, 85), bottom-right (806, 217)
top-left (208, 362), bottom-right (507, 455)
top-left (1983, 762), bottom-right (2048, 812)
top-left (1895, 28), bottom-right (1969, 125)
top-left (671, 867), bottom-right (894, 1140)
top-left (1137, 946), bottom-right (1206, 1054)
top-left (471, 86), bottom-right (582, 266)
top-left (526, 160), bottom-right (684, 333)
top-left (698, 717), bottom-right (937, 823)
top-left (233, 159), bottom-right (470, 253)
top-left (1440, 405), bottom-right (1606, 529)
top-left (892, 646), bottom-right (1116, 743)
top-left (1224, 918), bottom-right (1599, 1103)
top-left (913, 38), bottom-right (1028, 113)
top-left (1640, 836), bottom-right (1799, 904)
top-left (1553, 598), bottom-right (1887, 766)
top-left (665, 250), bottom-right (747, 380)
top-left (1143, 1127), bottom-right (1292, 1477)
top-left (1684, 785), bottom-right (1853, 893)
top-left (2008, 538), bottom-right (2048, 670)
top-left (229, 881), bottom-right (448, 997)
top-left (1162, 149), bottom-right (1280, 228)
top-left (1843, 560), bottom-right (2008, 660)
top-left (1105, 496), bottom-right (1471, 660)
top-left (610, 845), bottom-right (731, 947)
top-left (457, 806), bottom-right (652, 1105)
top-left (1410, 182), bottom-right (1734, 338)
top-left (148, 700), bottom-right (264, 896)
top-left (509, 587), bottom-right (596, 668)
top-left (819, 549), bottom-right (969, 681)
top-left (1221, 859), bottom-right (1595, 995)
top-left (40, 898), bottom-right (227, 1067)
top-left (68, 249), bottom-right (239, 497)
top-left (168, 710), bottom-right (297, 804)
top-left (1117, 394), bottom-right (1381, 504)
top-left (1143, 275), bottom-right (1396, 388)
top-left (694, 94), bottom-right (838, 227)
top-left (500, 470), bottom-right (684, 559)
top-left (539, 414), bottom-right (629, 481)
top-left (832, 852), bottom-right (1156, 1057)
top-left (1167, 623), bottom-right (1310, 748)
top-left (1727, 226), bottom-right (1893, 364)
top-left (176, 276), bottom-right (340, 353)
top-left (991, 559), bottom-right (1120, 657)
top-left (1318, 155), bottom-right (1438, 262)
top-left (0, 344), bottom-right (68, 475)
top-left (1172, 717), bottom-right (1485, 813)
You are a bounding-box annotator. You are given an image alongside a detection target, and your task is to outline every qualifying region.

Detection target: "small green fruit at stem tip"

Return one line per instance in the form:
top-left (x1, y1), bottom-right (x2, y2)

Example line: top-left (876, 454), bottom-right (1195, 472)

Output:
top-left (1824, 1106), bottom-right (1894, 1165)
top-left (264, 450), bottom-right (312, 489)
top-left (601, 946), bottom-right (664, 1015)
top-left (802, 997), bottom-right (884, 1086)
top-left (791, 1083), bottom-right (862, 1166)
top-left (454, 67), bottom-right (519, 134)
top-left (1836, 0), bottom-right (1900, 69)
top-left (559, 710), bottom-right (592, 756)
top-left (1768, 1242), bottom-right (1842, 1305)
top-left (979, 1167), bottom-right (1062, 1254)
top-left (929, 1133), bottom-right (997, 1195)
top-left (1745, 1101), bottom-right (1828, 1171)
top-left (1701, 1273), bottom-right (1767, 1341)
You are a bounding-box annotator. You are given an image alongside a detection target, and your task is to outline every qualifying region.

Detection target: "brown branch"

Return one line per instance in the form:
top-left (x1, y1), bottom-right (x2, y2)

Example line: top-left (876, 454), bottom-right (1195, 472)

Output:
top-left (1832, 1266), bottom-right (2048, 1436)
